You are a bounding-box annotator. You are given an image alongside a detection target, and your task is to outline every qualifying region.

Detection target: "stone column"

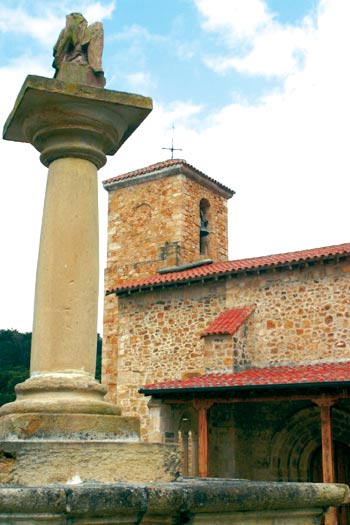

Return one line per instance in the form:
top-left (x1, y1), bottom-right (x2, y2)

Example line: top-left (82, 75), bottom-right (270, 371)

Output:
top-left (181, 430), bottom-right (189, 476)
top-left (191, 431), bottom-right (199, 476)
top-left (0, 75), bottom-right (152, 431)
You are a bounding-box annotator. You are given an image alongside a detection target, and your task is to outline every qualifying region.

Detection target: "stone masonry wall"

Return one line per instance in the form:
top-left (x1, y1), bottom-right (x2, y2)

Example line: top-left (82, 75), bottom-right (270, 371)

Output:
top-left (115, 282), bottom-right (226, 439)
top-left (112, 257), bottom-right (349, 439)
top-left (225, 258), bottom-right (350, 366)
top-left (203, 321), bottom-right (252, 374)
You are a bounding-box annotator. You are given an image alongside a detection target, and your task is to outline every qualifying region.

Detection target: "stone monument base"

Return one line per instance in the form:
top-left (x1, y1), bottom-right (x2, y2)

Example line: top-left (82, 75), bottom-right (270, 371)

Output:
top-left (0, 439), bottom-right (180, 484)
top-left (0, 411), bottom-right (181, 485)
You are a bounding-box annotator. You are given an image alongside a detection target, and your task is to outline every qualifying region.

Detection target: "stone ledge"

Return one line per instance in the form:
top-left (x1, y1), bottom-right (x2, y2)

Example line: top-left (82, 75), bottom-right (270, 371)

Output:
top-left (0, 480), bottom-right (348, 523)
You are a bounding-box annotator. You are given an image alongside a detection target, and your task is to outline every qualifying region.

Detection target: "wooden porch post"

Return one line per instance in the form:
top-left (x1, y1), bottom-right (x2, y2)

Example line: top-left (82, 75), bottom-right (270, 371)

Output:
top-left (314, 398), bottom-right (337, 525)
top-left (193, 400), bottom-right (213, 478)
top-left (320, 403), bottom-right (335, 484)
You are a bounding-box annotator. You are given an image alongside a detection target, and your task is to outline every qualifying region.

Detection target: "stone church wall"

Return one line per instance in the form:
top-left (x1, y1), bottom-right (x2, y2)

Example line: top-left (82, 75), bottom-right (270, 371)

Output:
top-left (115, 281), bottom-right (226, 439)
top-left (225, 258), bottom-right (350, 366)
top-left (110, 257), bottom-right (349, 438)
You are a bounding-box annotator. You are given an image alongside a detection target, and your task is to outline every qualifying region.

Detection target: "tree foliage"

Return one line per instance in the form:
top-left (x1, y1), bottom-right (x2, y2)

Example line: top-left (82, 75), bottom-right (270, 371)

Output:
top-left (0, 330), bottom-right (102, 406)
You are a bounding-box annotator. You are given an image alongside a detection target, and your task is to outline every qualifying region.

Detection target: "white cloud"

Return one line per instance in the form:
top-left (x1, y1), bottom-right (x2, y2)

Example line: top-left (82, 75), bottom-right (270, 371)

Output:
top-left (109, 24), bottom-right (165, 44)
top-left (196, 0), bottom-right (273, 40)
top-left (0, 7), bottom-right (62, 45)
top-left (207, 25), bottom-right (312, 77)
top-left (125, 71), bottom-right (155, 91)
top-left (83, 1), bottom-right (115, 22)
top-left (195, 0), bottom-right (316, 78)
top-left (0, 1), bottom-right (116, 46)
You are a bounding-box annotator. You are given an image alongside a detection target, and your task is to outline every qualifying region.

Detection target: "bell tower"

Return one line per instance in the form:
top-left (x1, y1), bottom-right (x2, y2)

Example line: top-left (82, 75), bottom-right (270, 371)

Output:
top-left (103, 158), bottom-right (234, 288)
top-left (102, 158), bottom-right (234, 405)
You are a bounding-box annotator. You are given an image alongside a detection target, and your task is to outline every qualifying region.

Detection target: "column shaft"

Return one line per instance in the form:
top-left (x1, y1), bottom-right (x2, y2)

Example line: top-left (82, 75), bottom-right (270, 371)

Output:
top-left (31, 158), bottom-right (98, 376)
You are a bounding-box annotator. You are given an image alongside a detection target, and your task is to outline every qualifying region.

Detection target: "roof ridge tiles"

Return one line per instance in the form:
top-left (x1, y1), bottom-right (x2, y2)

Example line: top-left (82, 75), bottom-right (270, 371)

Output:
top-left (102, 158), bottom-right (234, 195)
top-left (111, 242), bottom-right (350, 294)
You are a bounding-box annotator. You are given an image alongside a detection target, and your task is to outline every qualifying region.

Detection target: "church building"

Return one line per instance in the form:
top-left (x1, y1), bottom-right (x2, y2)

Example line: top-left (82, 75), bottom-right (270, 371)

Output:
top-left (102, 159), bottom-right (350, 520)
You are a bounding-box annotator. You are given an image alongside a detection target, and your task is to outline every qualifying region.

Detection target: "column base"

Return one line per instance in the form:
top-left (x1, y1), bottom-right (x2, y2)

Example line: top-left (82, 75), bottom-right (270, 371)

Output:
top-left (0, 412), bottom-right (139, 441)
top-left (0, 372), bottom-right (121, 416)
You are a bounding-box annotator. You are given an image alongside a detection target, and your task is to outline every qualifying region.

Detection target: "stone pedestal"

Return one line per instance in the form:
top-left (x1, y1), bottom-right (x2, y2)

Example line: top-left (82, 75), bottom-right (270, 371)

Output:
top-left (0, 74), bottom-right (181, 483)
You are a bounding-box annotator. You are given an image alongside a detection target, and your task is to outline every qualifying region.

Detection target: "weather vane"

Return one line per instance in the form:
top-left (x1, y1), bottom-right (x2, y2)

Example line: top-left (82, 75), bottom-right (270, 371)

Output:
top-left (162, 124), bottom-right (182, 159)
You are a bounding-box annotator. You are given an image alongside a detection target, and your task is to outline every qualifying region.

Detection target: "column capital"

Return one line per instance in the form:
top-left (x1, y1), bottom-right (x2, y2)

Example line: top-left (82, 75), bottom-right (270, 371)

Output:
top-left (3, 75), bottom-right (152, 168)
top-left (312, 397), bottom-right (338, 408)
top-left (193, 399), bottom-right (214, 411)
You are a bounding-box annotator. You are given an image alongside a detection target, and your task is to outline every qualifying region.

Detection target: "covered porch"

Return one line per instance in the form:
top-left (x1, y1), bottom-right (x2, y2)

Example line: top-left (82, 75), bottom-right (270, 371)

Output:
top-left (141, 361), bottom-right (350, 525)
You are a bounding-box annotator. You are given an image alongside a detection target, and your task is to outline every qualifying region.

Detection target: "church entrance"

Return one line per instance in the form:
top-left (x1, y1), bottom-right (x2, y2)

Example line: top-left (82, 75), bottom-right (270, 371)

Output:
top-left (309, 441), bottom-right (350, 525)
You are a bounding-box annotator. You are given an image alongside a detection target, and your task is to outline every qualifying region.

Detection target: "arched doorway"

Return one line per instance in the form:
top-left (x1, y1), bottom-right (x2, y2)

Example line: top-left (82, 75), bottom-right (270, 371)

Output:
top-left (309, 441), bottom-right (350, 525)
top-left (270, 406), bottom-right (350, 482)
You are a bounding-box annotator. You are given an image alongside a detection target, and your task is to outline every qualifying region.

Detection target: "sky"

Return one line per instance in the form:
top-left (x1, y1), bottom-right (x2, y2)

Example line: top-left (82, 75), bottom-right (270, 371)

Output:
top-left (0, 0), bottom-right (349, 332)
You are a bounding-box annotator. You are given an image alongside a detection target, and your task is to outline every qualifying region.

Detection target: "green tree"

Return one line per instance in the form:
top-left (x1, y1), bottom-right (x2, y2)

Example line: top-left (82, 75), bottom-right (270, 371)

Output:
top-left (0, 330), bottom-right (103, 406)
top-left (0, 330), bottom-right (31, 406)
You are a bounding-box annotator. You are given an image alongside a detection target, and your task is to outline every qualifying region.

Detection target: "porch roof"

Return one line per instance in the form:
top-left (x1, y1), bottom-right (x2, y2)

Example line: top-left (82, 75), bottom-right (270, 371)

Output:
top-left (140, 361), bottom-right (350, 395)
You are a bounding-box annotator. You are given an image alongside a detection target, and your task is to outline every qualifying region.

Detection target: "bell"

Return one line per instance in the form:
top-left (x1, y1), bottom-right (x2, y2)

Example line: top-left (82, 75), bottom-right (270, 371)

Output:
top-left (200, 223), bottom-right (209, 237)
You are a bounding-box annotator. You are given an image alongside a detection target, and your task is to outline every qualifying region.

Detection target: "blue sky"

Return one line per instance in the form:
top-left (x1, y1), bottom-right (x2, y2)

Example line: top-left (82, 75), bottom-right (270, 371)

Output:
top-left (0, 0), bottom-right (349, 331)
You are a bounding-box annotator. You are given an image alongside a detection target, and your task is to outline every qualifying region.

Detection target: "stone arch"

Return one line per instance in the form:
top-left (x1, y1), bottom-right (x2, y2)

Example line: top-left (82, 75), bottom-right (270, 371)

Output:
top-left (174, 407), bottom-right (199, 476)
top-left (128, 202), bottom-right (153, 241)
top-left (270, 405), bottom-right (350, 481)
top-left (174, 407), bottom-right (198, 435)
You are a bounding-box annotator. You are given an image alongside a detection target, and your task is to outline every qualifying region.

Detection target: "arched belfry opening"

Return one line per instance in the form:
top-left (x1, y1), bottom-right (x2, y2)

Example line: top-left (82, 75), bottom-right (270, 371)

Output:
top-left (200, 198), bottom-right (210, 256)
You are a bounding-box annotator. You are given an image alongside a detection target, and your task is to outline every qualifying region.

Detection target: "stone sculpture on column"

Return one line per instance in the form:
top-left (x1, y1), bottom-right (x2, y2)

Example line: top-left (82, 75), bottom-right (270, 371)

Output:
top-left (53, 12), bottom-right (105, 87)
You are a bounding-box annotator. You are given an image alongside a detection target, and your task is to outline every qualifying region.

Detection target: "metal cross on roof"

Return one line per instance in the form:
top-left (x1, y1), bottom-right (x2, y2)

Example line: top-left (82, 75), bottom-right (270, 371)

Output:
top-left (162, 124), bottom-right (182, 159)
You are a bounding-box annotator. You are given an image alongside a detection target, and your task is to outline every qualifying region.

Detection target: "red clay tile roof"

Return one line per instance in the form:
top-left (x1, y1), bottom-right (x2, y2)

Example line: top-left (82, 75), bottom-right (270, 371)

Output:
top-left (201, 305), bottom-right (255, 337)
top-left (140, 361), bottom-right (350, 394)
top-left (111, 243), bottom-right (350, 295)
top-left (102, 158), bottom-right (234, 196)
top-left (103, 159), bottom-right (185, 184)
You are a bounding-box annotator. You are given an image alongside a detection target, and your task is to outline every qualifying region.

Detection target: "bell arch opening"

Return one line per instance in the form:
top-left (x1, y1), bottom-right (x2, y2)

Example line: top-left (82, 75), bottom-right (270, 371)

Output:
top-left (199, 198), bottom-right (210, 256)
